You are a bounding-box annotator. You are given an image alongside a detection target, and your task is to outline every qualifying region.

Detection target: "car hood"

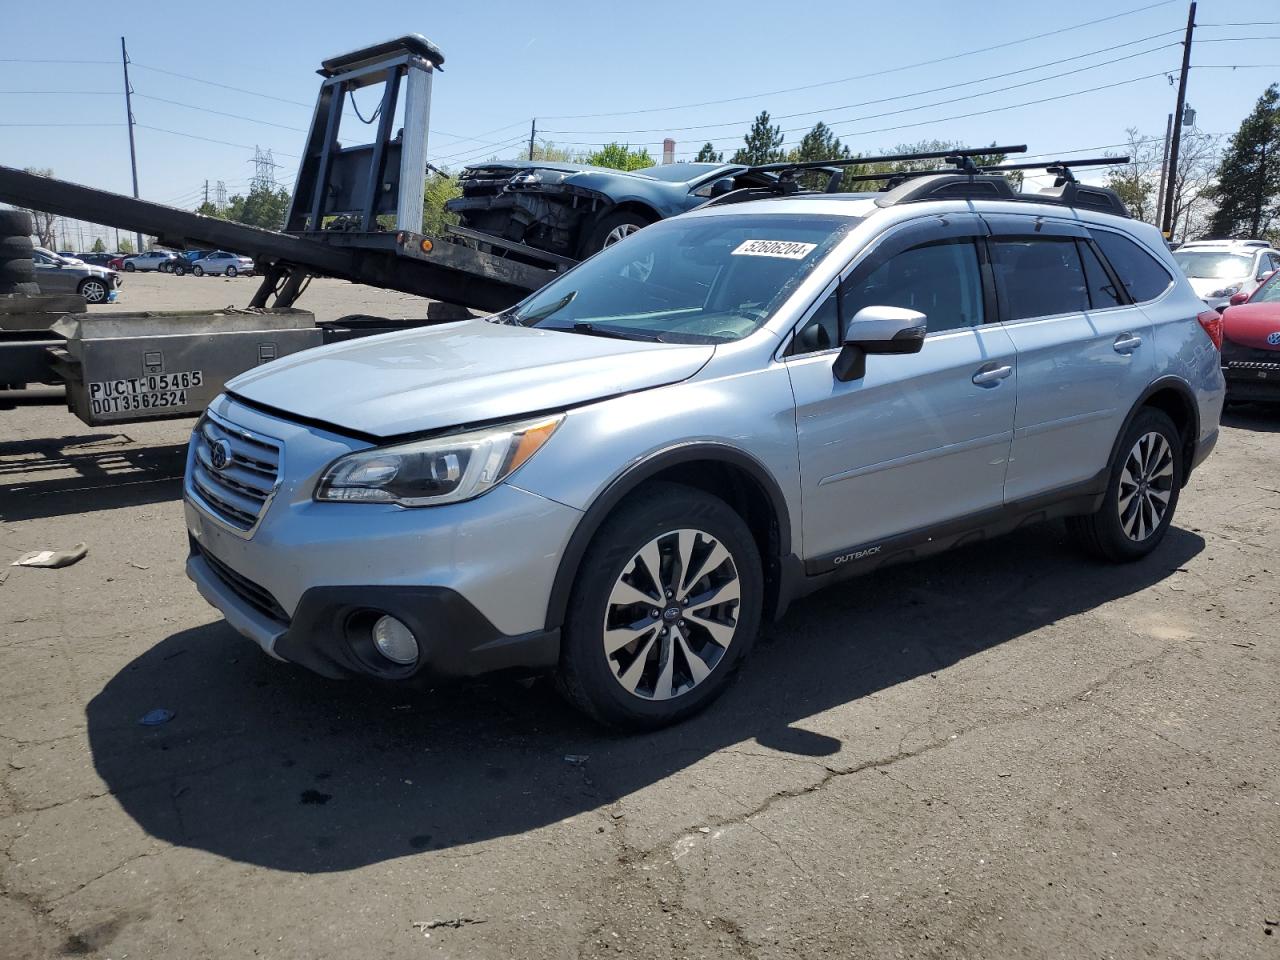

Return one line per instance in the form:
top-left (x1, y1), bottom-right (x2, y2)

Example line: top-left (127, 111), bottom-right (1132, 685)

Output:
top-left (1222, 302), bottom-right (1280, 350)
top-left (226, 318), bottom-right (715, 438)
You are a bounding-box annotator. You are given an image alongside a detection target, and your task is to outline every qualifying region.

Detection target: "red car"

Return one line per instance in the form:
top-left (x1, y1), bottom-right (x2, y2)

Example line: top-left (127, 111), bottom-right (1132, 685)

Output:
top-left (1221, 269), bottom-right (1280, 403)
top-left (107, 255), bottom-right (127, 270)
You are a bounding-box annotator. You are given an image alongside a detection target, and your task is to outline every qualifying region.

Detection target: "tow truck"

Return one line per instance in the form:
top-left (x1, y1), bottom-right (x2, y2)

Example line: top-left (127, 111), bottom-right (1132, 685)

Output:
top-left (0, 35), bottom-right (570, 426)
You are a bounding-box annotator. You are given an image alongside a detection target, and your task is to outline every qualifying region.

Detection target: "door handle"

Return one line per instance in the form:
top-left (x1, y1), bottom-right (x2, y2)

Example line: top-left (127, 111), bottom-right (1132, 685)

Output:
top-left (972, 363), bottom-right (1013, 386)
top-left (1113, 333), bottom-right (1143, 353)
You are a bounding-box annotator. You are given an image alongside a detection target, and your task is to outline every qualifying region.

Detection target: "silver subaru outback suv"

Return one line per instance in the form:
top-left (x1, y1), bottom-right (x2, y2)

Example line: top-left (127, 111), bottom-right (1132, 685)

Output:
top-left (184, 171), bottom-right (1224, 729)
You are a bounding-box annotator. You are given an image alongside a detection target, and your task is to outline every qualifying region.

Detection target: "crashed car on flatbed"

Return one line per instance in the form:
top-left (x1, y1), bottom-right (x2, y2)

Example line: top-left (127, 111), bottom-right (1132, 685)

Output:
top-left (445, 160), bottom-right (778, 260)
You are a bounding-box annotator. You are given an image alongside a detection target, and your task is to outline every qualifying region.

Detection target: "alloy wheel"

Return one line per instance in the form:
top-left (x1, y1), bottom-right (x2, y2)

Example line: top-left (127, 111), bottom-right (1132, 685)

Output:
top-left (81, 280), bottom-right (107, 304)
top-left (1118, 431), bottom-right (1174, 541)
top-left (603, 223), bottom-right (641, 246)
top-left (602, 528), bottom-right (741, 701)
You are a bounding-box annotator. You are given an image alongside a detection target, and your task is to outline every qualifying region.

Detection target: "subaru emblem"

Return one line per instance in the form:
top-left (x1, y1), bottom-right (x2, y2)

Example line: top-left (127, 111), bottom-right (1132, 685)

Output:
top-left (209, 438), bottom-right (232, 471)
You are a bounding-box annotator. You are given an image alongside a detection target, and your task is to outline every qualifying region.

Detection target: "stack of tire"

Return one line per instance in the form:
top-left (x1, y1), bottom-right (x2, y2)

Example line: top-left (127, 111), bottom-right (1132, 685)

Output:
top-left (0, 210), bottom-right (39, 297)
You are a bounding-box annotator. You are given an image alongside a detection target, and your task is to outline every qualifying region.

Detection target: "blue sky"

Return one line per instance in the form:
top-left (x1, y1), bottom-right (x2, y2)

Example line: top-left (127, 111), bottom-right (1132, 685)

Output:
top-left (1, 0), bottom-right (1276, 246)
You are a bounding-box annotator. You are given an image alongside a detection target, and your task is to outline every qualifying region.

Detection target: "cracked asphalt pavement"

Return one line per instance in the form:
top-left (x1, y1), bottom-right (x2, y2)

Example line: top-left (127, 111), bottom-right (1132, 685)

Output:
top-left (2, 389), bottom-right (1278, 958)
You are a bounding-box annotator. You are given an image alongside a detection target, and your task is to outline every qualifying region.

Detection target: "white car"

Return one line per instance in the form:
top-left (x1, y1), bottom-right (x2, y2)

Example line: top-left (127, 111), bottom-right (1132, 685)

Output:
top-left (191, 251), bottom-right (255, 277)
top-left (1173, 239), bottom-right (1280, 312)
top-left (122, 250), bottom-right (177, 272)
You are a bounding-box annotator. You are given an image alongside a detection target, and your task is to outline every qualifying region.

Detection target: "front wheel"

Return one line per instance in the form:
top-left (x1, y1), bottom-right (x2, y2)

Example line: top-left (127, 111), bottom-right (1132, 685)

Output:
top-left (1067, 407), bottom-right (1183, 562)
top-left (124, 262), bottom-right (135, 272)
top-left (78, 277), bottom-right (108, 304)
top-left (556, 482), bottom-right (762, 729)
top-left (192, 265), bottom-right (204, 276)
top-left (174, 264), bottom-right (186, 276)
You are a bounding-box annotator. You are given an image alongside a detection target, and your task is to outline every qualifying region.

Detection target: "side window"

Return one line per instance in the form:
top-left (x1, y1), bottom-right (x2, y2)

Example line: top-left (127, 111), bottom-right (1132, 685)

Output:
top-left (843, 239), bottom-right (985, 334)
top-left (990, 237), bottom-right (1089, 320)
top-left (1078, 241), bottom-right (1124, 309)
top-left (787, 238), bottom-right (985, 356)
top-left (1090, 230), bottom-right (1173, 303)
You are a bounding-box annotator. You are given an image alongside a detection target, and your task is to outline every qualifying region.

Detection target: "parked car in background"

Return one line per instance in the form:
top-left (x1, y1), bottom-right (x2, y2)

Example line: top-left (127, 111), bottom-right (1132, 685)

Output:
top-left (123, 250), bottom-right (177, 272)
top-left (1173, 239), bottom-right (1280, 311)
top-left (1219, 268), bottom-right (1280, 403)
top-left (56, 250), bottom-right (84, 263)
top-left (107, 254), bottom-right (127, 270)
top-left (75, 253), bottom-right (117, 267)
top-left (446, 160), bottom-right (781, 261)
top-left (171, 250), bottom-right (215, 276)
top-left (190, 251), bottom-right (254, 277)
top-left (31, 247), bottom-right (120, 304)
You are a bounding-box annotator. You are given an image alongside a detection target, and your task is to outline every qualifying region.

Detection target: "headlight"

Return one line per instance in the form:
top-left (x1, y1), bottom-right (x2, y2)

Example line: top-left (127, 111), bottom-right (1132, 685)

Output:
top-left (1210, 285), bottom-right (1241, 298)
top-left (315, 414), bottom-right (563, 506)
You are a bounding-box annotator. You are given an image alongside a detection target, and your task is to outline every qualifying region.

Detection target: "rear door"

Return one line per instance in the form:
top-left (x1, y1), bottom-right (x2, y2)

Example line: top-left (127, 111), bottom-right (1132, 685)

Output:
top-left (984, 215), bottom-right (1154, 501)
top-left (786, 213), bottom-right (1019, 569)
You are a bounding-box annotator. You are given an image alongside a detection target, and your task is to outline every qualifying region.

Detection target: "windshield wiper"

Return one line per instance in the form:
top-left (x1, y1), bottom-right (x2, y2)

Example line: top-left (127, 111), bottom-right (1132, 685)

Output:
top-left (568, 322), bottom-right (665, 343)
top-left (514, 290), bottom-right (577, 325)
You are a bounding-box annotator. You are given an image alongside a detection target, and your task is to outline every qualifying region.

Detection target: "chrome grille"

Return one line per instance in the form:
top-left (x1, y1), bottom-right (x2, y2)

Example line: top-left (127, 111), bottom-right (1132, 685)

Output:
top-left (190, 410), bottom-right (281, 533)
top-left (1226, 360), bottom-right (1280, 371)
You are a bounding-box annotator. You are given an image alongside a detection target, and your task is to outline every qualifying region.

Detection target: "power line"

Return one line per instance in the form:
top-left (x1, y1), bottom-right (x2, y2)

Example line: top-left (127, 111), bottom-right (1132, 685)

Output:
top-left (0, 90), bottom-right (117, 95)
top-left (540, 0), bottom-right (1178, 120)
top-left (134, 93), bottom-right (308, 132)
top-left (544, 36), bottom-right (1182, 139)
top-left (135, 123), bottom-right (299, 158)
top-left (0, 122), bottom-right (121, 127)
top-left (0, 58), bottom-right (115, 64)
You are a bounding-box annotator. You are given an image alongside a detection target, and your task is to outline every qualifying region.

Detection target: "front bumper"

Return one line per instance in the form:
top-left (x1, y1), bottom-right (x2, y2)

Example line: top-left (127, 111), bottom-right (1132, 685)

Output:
top-left (187, 542), bottom-right (559, 680)
top-left (183, 395), bottom-right (582, 682)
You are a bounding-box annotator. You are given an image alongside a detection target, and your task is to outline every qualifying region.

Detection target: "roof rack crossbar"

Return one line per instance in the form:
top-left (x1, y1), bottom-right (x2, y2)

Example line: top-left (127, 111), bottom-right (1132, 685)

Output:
top-left (748, 143), bottom-right (1027, 176)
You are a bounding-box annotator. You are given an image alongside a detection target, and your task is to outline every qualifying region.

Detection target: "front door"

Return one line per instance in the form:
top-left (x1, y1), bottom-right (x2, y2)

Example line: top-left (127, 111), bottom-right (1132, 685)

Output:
top-left (32, 251), bottom-right (74, 294)
top-left (785, 215), bottom-right (1018, 571)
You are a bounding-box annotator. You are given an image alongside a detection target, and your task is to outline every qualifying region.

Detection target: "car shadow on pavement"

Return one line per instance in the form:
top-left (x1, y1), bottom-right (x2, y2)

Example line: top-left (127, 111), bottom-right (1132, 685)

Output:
top-left (0, 434), bottom-right (188, 522)
top-left (1221, 405), bottom-right (1280, 433)
top-left (85, 523), bottom-right (1204, 874)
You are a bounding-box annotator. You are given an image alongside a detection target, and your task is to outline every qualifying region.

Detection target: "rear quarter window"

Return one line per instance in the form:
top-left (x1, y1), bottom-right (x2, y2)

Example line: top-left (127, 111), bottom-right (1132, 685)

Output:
top-left (1091, 230), bottom-right (1173, 303)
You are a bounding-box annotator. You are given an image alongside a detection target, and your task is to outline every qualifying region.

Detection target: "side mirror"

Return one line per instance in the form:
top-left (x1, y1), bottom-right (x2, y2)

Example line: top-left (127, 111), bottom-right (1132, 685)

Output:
top-left (833, 306), bottom-right (927, 382)
top-left (708, 178), bottom-right (735, 198)
top-left (1229, 291), bottom-right (1250, 306)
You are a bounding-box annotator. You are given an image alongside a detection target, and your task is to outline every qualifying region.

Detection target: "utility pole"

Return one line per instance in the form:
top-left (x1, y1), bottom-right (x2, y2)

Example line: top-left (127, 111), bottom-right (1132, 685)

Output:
top-left (1155, 112), bottom-right (1173, 226)
top-left (203, 179), bottom-right (209, 206)
top-left (120, 37), bottom-right (143, 254)
top-left (1160, 1), bottom-right (1195, 237)
top-left (528, 118), bottom-right (536, 161)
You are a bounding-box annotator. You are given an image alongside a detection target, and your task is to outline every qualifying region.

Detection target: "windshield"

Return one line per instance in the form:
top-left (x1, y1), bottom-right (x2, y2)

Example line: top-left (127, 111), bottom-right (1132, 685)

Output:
top-left (632, 163), bottom-right (728, 183)
top-left (1252, 272), bottom-right (1280, 303)
top-left (501, 213), bottom-right (855, 343)
top-left (1173, 251), bottom-right (1251, 279)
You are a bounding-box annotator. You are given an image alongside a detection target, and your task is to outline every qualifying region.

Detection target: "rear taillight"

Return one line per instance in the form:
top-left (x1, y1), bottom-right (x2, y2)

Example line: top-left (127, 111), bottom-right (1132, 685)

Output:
top-left (1197, 310), bottom-right (1223, 350)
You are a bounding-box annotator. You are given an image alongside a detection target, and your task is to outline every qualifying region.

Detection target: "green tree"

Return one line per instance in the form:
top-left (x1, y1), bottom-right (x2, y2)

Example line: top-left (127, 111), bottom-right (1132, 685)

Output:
top-left (790, 122), bottom-right (848, 164)
top-left (529, 141), bottom-right (577, 162)
top-left (119, 237), bottom-right (135, 254)
top-left (730, 111), bottom-right (785, 166)
top-left (90, 237), bottom-right (106, 253)
top-left (1208, 84), bottom-right (1280, 238)
top-left (585, 143), bottom-right (655, 171)
top-left (694, 142), bottom-right (723, 163)
top-left (225, 185), bottom-right (292, 230)
top-left (195, 200), bottom-right (222, 218)
top-left (423, 169), bottom-right (462, 236)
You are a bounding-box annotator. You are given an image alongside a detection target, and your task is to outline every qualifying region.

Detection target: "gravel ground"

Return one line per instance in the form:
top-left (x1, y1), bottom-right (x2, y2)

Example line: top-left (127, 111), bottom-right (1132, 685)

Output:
top-left (0, 279), bottom-right (1277, 958)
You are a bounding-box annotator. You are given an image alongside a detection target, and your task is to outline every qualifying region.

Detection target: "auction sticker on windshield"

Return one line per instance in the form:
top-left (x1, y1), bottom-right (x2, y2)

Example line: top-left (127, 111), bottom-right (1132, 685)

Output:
top-left (88, 370), bottom-right (204, 415)
top-left (732, 240), bottom-right (817, 259)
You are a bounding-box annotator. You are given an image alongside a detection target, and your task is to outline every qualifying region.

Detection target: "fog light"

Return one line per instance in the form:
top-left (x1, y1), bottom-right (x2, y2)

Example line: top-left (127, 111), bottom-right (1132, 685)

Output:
top-left (372, 615), bottom-right (419, 665)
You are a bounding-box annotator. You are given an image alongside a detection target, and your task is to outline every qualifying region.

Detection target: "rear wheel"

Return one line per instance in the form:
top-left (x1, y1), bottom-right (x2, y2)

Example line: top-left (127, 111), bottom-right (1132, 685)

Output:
top-left (174, 263), bottom-right (186, 276)
top-left (1067, 407), bottom-right (1182, 562)
top-left (556, 482), bottom-right (762, 729)
top-left (226, 265), bottom-right (238, 277)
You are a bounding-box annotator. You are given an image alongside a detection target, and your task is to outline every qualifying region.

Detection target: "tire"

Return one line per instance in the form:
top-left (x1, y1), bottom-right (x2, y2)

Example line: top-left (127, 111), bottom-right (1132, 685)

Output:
top-left (78, 277), bottom-right (109, 305)
top-left (0, 258), bottom-right (35, 284)
top-left (581, 210), bottom-right (653, 257)
top-left (0, 236), bottom-right (34, 261)
top-left (173, 264), bottom-right (186, 276)
top-left (555, 482), bottom-right (763, 729)
top-left (192, 265), bottom-right (204, 277)
top-left (124, 262), bottom-right (135, 272)
top-left (1067, 407), bottom-right (1183, 562)
top-left (0, 210), bottom-right (32, 237)
top-left (226, 265), bottom-right (237, 278)
top-left (0, 281), bottom-right (41, 296)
